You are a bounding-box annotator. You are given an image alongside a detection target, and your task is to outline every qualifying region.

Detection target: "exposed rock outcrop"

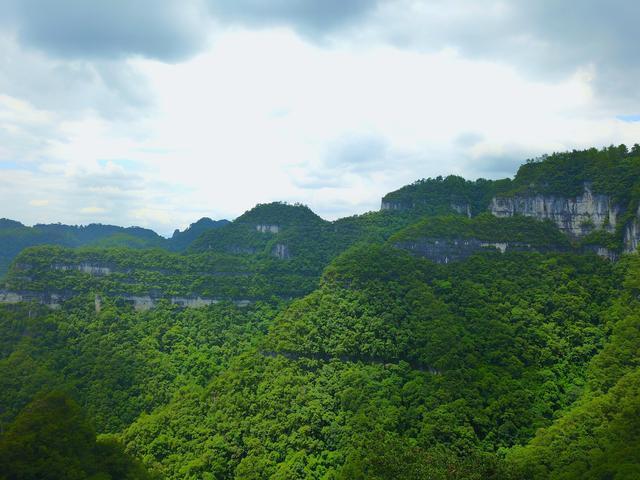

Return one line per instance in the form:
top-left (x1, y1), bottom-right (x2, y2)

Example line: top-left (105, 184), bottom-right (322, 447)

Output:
top-left (0, 290), bottom-right (252, 311)
top-left (451, 202), bottom-right (472, 218)
top-left (583, 246), bottom-right (619, 261)
top-left (272, 243), bottom-right (291, 259)
top-left (381, 200), bottom-right (406, 211)
top-left (624, 206), bottom-right (640, 254)
top-left (394, 238), bottom-right (560, 264)
top-left (120, 296), bottom-right (252, 311)
top-left (489, 184), bottom-right (619, 238)
top-left (256, 224), bottom-right (280, 233)
top-left (53, 263), bottom-right (112, 275)
top-left (0, 290), bottom-right (63, 309)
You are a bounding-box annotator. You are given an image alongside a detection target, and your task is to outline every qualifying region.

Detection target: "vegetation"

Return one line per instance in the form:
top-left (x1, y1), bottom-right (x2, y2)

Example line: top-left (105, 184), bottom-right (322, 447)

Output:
top-left (1, 148), bottom-right (639, 478)
top-left (0, 391), bottom-right (153, 480)
top-left (508, 144), bottom-right (640, 202)
top-left (0, 218), bottom-right (229, 278)
top-left (3, 243), bottom-right (632, 478)
top-left (5, 208), bottom-right (426, 302)
top-left (168, 218), bottom-right (230, 251)
top-left (381, 175), bottom-right (511, 215)
top-left (389, 213), bottom-right (571, 248)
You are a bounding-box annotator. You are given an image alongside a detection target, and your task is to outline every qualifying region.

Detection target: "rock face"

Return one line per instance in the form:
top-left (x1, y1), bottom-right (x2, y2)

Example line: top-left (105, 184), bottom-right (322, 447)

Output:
top-left (256, 224), bottom-right (280, 233)
top-left (0, 291), bottom-right (252, 311)
top-left (0, 290), bottom-right (63, 309)
top-left (117, 296), bottom-right (251, 311)
top-left (583, 246), bottom-right (619, 261)
top-left (381, 201), bottom-right (403, 211)
top-left (489, 184), bottom-right (619, 238)
top-left (272, 243), bottom-right (291, 259)
top-left (451, 202), bottom-right (472, 218)
top-left (394, 239), bottom-right (553, 264)
top-left (624, 208), bottom-right (640, 253)
top-left (53, 263), bottom-right (112, 275)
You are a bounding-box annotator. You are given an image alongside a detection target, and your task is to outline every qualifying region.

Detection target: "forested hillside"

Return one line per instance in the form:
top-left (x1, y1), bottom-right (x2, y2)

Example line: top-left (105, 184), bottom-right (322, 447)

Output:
top-left (0, 217), bottom-right (229, 277)
top-left (1, 147), bottom-right (639, 479)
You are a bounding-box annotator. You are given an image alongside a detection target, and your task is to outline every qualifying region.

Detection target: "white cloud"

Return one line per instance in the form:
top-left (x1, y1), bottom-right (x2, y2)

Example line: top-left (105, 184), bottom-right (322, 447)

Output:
top-left (2, 12), bottom-right (640, 234)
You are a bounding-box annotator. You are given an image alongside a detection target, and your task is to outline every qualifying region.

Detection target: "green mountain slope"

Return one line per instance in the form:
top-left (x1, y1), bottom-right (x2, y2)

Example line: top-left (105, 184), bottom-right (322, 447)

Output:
top-left (1, 145), bottom-right (640, 479)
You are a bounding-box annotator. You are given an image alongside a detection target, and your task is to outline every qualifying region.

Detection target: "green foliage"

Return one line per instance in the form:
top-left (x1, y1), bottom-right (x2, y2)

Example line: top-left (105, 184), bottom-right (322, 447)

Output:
top-left (381, 175), bottom-right (512, 215)
top-left (4, 245), bottom-right (318, 300)
top-left (389, 213), bottom-right (571, 248)
top-left (0, 220), bottom-right (166, 277)
top-left (507, 255), bottom-right (640, 479)
top-left (579, 228), bottom-right (621, 251)
top-left (235, 201), bottom-right (326, 226)
top-left (381, 145), bottom-right (640, 252)
top-left (510, 145), bottom-right (640, 204)
top-left (0, 391), bottom-right (152, 480)
top-left (2, 237), bottom-right (632, 479)
top-left (6, 208), bottom-right (424, 302)
top-left (0, 299), bottom-right (280, 432)
top-left (168, 217), bottom-right (230, 251)
top-left (338, 432), bottom-right (515, 480)
top-left (2, 146), bottom-right (640, 478)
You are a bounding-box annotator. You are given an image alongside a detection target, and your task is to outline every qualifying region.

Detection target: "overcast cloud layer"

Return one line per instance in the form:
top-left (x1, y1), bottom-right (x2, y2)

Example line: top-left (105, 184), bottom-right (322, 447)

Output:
top-left (1, 0), bottom-right (640, 235)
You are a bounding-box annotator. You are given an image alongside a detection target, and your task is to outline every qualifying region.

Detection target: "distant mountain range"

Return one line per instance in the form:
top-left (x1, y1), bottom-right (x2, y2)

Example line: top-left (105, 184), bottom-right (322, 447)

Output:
top-left (0, 217), bottom-right (230, 276)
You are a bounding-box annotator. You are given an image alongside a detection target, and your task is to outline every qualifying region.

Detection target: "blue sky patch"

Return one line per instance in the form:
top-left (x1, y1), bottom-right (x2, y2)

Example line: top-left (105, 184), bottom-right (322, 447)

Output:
top-left (616, 114), bottom-right (640, 122)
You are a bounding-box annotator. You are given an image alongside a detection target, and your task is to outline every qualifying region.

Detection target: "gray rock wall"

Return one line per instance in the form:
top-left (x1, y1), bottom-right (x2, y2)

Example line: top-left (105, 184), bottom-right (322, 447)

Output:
top-left (624, 207), bottom-right (640, 254)
top-left (394, 238), bottom-right (543, 264)
top-left (0, 291), bottom-right (251, 311)
top-left (256, 224), bottom-right (280, 233)
top-left (53, 263), bottom-right (112, 275)
top-left (489, 184), bottom-right (618, 238)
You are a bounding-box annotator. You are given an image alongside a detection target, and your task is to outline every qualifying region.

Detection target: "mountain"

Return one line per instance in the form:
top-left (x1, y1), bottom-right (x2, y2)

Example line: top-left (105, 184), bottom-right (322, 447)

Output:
top-left (0, 217), bottom-right (230, 278)
top-left (168, 217), bottom-right (230, 251)
top-left (1, 144), bottom-right (639, 479)
top-left (384, 145), bottom-right (640, 254)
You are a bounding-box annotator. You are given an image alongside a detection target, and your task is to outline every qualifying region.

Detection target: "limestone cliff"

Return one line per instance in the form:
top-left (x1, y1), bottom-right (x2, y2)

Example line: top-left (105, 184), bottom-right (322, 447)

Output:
top-left (489, 184), bottom-right (619, 238)
top-left (395, 238), bottom-right (562, 264)
top-left (53, 263), bottom-right (112, 275)
top-left (0, 290), bottom-right (251, 311)
top-left (489, 183), bottom-right (640, 253)
top-left (272, 243), bottom-right (291, 259)
top-left (381, 200), bottom-right (407, 211)
top-left (624, 206), bottom-right (640, 253)
top-left (256, 224), bottom-right (280, 233)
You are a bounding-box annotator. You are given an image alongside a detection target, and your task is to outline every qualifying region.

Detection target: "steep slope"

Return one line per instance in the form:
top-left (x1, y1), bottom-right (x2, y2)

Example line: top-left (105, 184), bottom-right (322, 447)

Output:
top-left (507, 254), bottom-right (640, 479)
top-left (489, 146), bottom-right (640, 250)
top-left (382, 145), bottom-right (640, 253)
top-left (0, 217), bottom-right (231, 278)
top-left (117, 243), bottom-right (618, 478)
top-left (1, 144), bottom-right (639, 478)
top-left (2, 245), bottom-right (317, 306)
top-left (0, 220), bottom-right (166, 277)
top-left (0, 391), bottom-right (152, 480)
top-left (389, 213), bottom-right (571, 263)
top-left (168, 217), bottom-right (230, 251)
top-left (189, 202), bottom-right (327, 255)
top-left (2, 209), bottom-right (424, 309)
top-left (381, 175), bottom-right (511, 216)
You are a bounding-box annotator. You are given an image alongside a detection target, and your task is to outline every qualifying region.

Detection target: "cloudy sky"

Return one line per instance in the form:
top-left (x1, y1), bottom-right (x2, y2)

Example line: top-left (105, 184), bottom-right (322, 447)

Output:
top-left (1, 0), bottom-right (640, 235)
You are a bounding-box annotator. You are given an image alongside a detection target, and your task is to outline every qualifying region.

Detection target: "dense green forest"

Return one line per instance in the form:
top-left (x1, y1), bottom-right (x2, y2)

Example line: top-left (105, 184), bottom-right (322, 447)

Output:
top-left (1, 147), bottom-right (640, 478)
top-left (383, 144), bottom-right (640, 221)
top-left (0, 217), bottom-right (228, 278)
top-left (1, 246), bottom-right (635, 478)
top-left (389, 214), bottom-right (571, 248)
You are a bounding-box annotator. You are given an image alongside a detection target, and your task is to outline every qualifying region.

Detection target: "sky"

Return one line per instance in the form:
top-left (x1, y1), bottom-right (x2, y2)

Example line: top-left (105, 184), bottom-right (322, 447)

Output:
top-left (1, 0), bottom-right (640, 235)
